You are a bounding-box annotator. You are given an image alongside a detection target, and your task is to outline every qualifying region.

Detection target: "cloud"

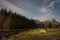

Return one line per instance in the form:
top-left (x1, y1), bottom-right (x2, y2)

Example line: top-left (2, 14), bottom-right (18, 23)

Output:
top-left (35, 0), bottom-right (57, 21)
top-left (48, 1), bottom-right (55, 9)
top-left (0, 0), bottom-right (60, 21)
top-left (42, 0), bottom-right (51, 5)
top-left (48, 0), bottom-right (60, 9)
top-left (0, 0), bottom-right (31, 17)
top-left (35, 0), bottom-right (60, 21)
top-left (38, 7), bottom-right (55, 21)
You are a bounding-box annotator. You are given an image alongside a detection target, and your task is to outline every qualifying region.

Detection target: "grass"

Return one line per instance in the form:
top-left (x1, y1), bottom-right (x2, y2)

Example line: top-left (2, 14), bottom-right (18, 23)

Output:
top-left (1, 28), bottom-right (60, 40)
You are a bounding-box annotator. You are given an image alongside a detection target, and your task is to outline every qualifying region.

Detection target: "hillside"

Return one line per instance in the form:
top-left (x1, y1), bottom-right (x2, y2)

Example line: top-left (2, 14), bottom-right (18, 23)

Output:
top-left (0, 9), bottom-right (36, 31)
top-left (35, 19), bottom-right (60, 28)
top-left (1, 28), bottom-right (60, 40)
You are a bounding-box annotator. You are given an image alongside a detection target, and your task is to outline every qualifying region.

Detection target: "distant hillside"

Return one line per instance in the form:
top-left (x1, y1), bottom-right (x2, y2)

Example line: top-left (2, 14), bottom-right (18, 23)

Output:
top-left (0, 9), bottom-right (37, 31)
top-left (35, 18), bottom-right (60, 28)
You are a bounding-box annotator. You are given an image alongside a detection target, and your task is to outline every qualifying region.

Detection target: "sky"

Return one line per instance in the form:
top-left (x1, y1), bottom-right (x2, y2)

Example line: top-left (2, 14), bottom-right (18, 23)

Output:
top-left (0, 0), bottom-right (60, 22)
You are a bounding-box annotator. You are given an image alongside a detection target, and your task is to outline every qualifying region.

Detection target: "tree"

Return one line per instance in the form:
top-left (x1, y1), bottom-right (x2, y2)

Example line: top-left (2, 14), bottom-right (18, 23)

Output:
top-left (0, 8), bottom-right (37, 31)
top-left (3, 14), bottom-right (12, 31)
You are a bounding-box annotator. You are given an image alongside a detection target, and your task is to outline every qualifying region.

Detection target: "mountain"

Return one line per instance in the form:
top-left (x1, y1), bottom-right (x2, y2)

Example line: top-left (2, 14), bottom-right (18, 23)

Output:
top-left (35, 18), bottom-right (60, 28)
top-left (45, 18), bottom-right (60, 25)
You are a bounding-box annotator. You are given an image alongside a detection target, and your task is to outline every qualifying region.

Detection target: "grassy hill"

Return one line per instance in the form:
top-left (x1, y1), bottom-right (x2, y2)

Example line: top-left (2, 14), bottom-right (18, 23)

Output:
top-left (1, 28), bottom-right (60, 40)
